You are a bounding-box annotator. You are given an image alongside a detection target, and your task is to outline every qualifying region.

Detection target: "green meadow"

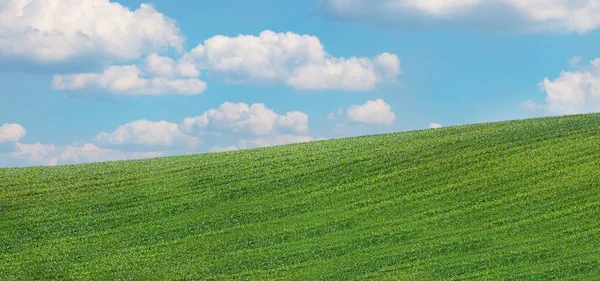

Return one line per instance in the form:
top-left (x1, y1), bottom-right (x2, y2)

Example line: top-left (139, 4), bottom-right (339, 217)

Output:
top-left (1, 113), bottom-right (599, 280)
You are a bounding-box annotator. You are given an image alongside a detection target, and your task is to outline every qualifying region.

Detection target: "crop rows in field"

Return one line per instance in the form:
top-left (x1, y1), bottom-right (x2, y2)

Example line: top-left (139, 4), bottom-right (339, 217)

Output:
top-left (1, 113), bottom-right (599, 280)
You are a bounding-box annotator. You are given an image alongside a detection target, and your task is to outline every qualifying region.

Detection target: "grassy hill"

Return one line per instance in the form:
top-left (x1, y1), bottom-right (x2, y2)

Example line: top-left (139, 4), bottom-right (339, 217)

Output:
top-left (1, 114), bottom-right (599, 280)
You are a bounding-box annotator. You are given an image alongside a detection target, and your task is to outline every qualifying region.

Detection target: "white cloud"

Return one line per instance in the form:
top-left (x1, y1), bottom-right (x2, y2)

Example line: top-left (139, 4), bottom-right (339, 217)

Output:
top-left (429, 123), bottom-right (443, 129)
top-left (205, 102), bottom-right (278, 135)
top-left (327, 106), bottom-right (344, 120)
top-left (143, 53), bottom-right (200, 78)
top-left (0, 123), bottom-right (26, 143)
top-left (535, 59), bottom-right (600, 114)
top-left (278, 111), bottom-right (309, 133)
top-left (0, 0), bottom-right (183, 64)
top-left (184, 31), bottom-right (325, 83)
top-left (210, 135), bottom-right (327, 153)
top-left (52, 30), bottom-right (400, 96)
top-left (6, 142), bottom-right (162, 166)
top-left (184, 30), bottom-right (401, 91)
top-left (520, 100), bottom-right (544, 112)
top-left (569, 56), bottom-right (583, 68)
top-left (332, 123), bottom-right (354, 134)
top-left (346, 99), bottom-right (396, 125)
top-left (287, 53), bottom-right (400, 91)
top-left (237, 135), bottom-right (327, 149)
top-left (179, 115), bottom-right (210, 136)
top-left (209, 145), bottom-right (239, 153)
top-left (317, 0), bottom-right (600, 34)
top-left (180, 102), bottom-right (309, 136)
top-left (52, 61), bottom-right (207, 97)
top-left (96, 119), bottom-right (201, 148)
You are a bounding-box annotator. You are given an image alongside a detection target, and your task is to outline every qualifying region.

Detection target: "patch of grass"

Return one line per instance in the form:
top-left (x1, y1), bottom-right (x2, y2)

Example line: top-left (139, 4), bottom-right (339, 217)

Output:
top-left (1, 113), bottom-right (599, 280)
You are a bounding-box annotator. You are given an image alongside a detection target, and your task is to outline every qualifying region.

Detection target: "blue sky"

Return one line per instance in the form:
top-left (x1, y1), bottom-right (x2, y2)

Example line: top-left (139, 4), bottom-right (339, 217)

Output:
top-left (2, 0), bottom-right (600, 167)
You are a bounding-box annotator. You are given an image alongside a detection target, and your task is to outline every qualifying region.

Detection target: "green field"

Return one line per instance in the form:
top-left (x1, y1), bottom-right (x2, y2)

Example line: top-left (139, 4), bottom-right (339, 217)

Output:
top-left (1, 114), bottom-right (599, 280)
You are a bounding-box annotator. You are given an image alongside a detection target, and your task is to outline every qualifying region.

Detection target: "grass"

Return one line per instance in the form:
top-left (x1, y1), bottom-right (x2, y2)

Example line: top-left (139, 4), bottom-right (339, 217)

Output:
top-left (1, 113), bottom-right (599, 280)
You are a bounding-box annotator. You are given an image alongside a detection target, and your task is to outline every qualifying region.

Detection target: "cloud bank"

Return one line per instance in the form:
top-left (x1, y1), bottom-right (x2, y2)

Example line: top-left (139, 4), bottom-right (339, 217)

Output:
top-left (4, 142), bottom-right (162, 167)
top-left (316, 0), bottom-right (600, 33)
top-left (50, 31), bottom-right (400, 97)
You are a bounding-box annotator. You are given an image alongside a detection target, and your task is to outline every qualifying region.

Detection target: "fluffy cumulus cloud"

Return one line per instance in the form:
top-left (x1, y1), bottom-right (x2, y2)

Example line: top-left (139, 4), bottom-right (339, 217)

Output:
top-left (143, 53), bottom-right (200, 78)
top-left (183, 30), bottom-right (401, 91)
top-left (0, 0), bottom-right (183, 64)
top-left (277, 111), bottom-right (310, 134)
top-left (52, 54), bottom-right (207, 96)
top-left (523, 58), bottom-right (600, 115)
top-left (346, 99), bottom-right (396, 125)
top-left (3, 142), bottom-right (162, 167)
top-left (286, 53), bottom-right (401, 91)
top-left (96, 119), bottom-right (201, 148)
top-left (316, 0), bottom-right (600, 34)
top-left (0, 123), bottom-right (26, 143)
top-left (180, 102), bottom-right (309, 136)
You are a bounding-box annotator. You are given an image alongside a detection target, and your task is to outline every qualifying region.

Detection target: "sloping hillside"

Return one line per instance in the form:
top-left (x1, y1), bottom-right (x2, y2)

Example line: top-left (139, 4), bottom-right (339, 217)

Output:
top-left (1, 114), bottom-right (599, 280)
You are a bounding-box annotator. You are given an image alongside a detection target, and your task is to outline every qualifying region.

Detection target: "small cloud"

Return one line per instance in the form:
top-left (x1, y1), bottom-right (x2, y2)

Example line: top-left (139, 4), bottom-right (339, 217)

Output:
top-left (209, 145), bottom-right (239, 153)
top-left (429, 123), bottom-right (443, 129)
top-left (346, 99), bottom-right (396, 126)
top-left (569, 56), bottom-right (583, 68)
top-left (333, 123), bottom-right (354, 134)
top-left (331, 99), bottom-right (395, 134)
top-left (327, 106), bottom-right (345, 120)
top-left (0, 123), bottom-right (26, 143)
top-left (520, 100), bottom-right (544, 112)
